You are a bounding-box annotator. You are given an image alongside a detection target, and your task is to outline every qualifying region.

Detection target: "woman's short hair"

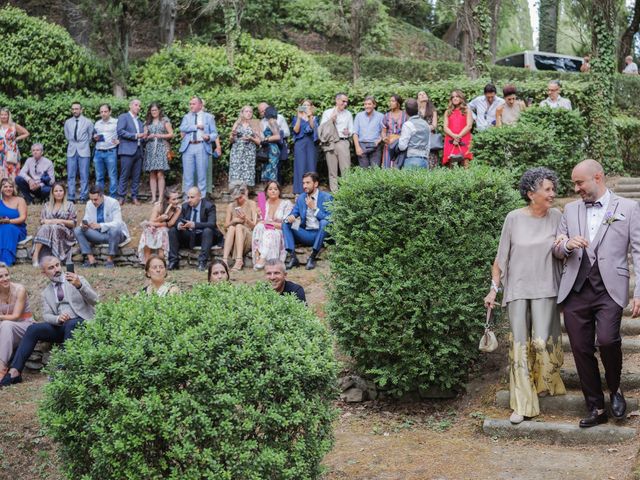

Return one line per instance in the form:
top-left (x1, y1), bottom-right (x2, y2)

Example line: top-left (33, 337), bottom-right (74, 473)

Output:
top-left (518, 167), bottom-right (558, 203)
top-left (144, 255), bottom-right (167, 278)
top-left (230, 183), bottom-right (247, 199)
top-left (208, 259), bottom-right (230, 281)
top-left (502, 84), bottom-right (517, 97)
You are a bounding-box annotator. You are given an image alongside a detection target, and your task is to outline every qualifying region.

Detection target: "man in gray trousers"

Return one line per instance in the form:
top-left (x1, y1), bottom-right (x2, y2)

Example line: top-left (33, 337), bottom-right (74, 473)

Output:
top-left (63, 102), bottom-right (94, 203)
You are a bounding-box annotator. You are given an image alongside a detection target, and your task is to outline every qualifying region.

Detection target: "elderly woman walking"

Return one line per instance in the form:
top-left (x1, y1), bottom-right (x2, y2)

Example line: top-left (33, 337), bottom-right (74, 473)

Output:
top-left (484, 167), bottom-right (566, 424)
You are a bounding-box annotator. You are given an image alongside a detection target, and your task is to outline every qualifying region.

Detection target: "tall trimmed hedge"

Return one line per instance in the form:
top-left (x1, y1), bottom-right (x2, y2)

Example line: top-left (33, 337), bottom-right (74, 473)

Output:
top-left (39, 282), bottom-right (337, 480)
top-left (327, 167), bottom-right (520, 396)
top-left (0, 6), bottom-right (108, 97)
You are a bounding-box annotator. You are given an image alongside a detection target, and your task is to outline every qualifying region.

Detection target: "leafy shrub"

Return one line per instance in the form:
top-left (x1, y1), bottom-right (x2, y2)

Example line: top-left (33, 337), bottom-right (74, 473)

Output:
top-left (473, 107), bottom-right (587, 194)
top-left (613, 114), bottom-right (640, 174)
top-left (0, 6), bottom-right (108, 97)
top-left (131, 35), bottom-right (329, 94)
top-left (327, 167), bottom-right (520, 396)
top-left (39, 282), bottom-right (337, 480)
top-left (613, 73), bottom-right (640, 115)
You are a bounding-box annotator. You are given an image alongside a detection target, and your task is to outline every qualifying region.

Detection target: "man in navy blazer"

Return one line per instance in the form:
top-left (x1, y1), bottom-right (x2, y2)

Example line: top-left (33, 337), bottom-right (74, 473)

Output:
top-left (179, 96), bottom-right (220, 197)
top-left (283, 171), bottom-right (332, 270)
top-left (116, 99), bottom-right (146, 205)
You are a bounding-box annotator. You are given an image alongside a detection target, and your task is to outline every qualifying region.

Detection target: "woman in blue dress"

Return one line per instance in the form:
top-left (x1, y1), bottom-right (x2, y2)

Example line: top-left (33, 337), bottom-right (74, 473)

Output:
top-left (261, 106), bottom-right (281, 183)
top-left (0, 178), bottom-right (27, 266)
top-left (290, 99), bottom-right (318, 194)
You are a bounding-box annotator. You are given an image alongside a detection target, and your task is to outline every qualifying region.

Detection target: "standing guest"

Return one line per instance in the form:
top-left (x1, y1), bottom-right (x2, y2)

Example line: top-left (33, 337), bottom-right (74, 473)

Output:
top-left (117, 99), bottom-right (146, 205)
top-left (484, 167), bottom-right (566, 425)
top-left (140, 256), bottom-right (180, 296)
top-left (469, 83), bottom-right (504, 131)
top-left (320, 93), bottom-right (353, 192)
top-left (291, 99), bottom-right (318, 194)
top-left (0, 108), bottom-right (29, 179)
top-left (222, 184), bottom-right (259, 271)
top-left (496, 85), bottom-right (526, 127)
top-left (283, 172), bottom-right (332, 271)
top-left (179, 96), bottom-right (219, 197)
top-left (32, 183), bottom-right (77, 267)
top-left (258, 102), bottom-right (290, 141)
top-left (264, 259), bottom-right (306, 303)
top-left (208, 259), bottom-right (230, 283)
top-left (252, 180), bottom-right (293, 269)
top-left (580, 55), bottom-right (591, 73)
top-left (442, 90), bottom-right (473, 168)
top-left (417, 91), bottom-right (439, 169)
top-left (398, 99), bottom-right (431, 169)
top-left (0, 178), bottom-right (27, 266)
top-left (74, 185), bottom-right (130, 269)
top-left (554, 160), bottom-right (640, 428)
top-left (0, 263), bottom-right (34, 379)
top-left (63, 102), bottom-right (94, 203)
top-left (138, 189), bottom-right (182, 264)
top-left (168, 187), bottom-right (223, 272)
top-left (353, 96), bottom-right (384, 168)
top-left (540, 80), bottom-right (572, 110)
top-left (15, 143), bottom-right (55, 204)
top-left (381, 94), bottom-right (407, 168)
top-left (623, 55), bottom-right (638, 75)
top-left (144, 103), bottom-right (174, 204)
top-left (228, 105), bottom-right (262, 188)
top-left (93, 104), bottom-right (119, 198)
top-left (0, 256), bottom-right (97, 387)
top-left (260, 106), bottom-right (282, 183)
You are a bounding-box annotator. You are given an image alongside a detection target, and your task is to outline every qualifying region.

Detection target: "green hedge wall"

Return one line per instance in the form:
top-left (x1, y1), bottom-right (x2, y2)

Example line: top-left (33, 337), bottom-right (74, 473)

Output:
top-left (326, 167), bottom-right (521, 396)
top-left (613, 115), bottom-right (640, 175)
top-left (40, 282), bottom-right (337, 480)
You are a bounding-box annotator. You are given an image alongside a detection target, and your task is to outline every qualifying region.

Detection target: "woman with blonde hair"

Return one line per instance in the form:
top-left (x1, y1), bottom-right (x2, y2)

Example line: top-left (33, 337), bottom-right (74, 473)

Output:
top-left (138, 188), bottom-right (182, 263)
top-left (0, 178), bottom-right (27, 265)
top-left (223, 183), bottom-right (259, 271)
top-left (442, 90), bottom-right (473, 168)
top-left (0, 108), bottom-right (30, 179)
top-left (32, 182), bottom-right (77, 266)
top-left (228, 105), bottom-right (262, 187)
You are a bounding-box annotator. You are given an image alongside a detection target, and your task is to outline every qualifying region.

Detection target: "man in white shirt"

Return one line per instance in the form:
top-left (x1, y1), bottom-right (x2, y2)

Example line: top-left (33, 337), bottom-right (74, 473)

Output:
top-left (15, 143), bottom-right (55, 204)
top-left (93, 104), bottom-right (119, 198)
top-left (468, 84), bottom-right (504, 131)
top-left (540, 80), bottom-right (572, 110)
top-left (623, 56), bottom-right (638, 75)
top-left (320, 93), bottom-right (354, 192)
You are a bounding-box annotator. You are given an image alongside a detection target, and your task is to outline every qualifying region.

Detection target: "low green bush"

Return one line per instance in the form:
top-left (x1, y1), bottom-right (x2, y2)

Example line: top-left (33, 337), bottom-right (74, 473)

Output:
top-left (39, 282), bottom-right (337, 480)
top-left (473, 107), bottom-right (588, 194)
top-left (0, 6), bottom-right (108, 97)
top-left (326, 167), bottom-right (520, 396)
top-left (613, 114), bottom-right (640, 174)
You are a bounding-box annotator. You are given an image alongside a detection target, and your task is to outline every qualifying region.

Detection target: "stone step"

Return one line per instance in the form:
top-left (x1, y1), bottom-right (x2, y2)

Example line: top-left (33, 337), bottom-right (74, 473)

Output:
top-left (495, 390), bottom-right (639, 416)
top-left (561, 368), bottom-right (640, 389)
top-left (614, 177), bottom-right (640, 185)
top-left (482, 418), bottom-right (636, 445)
top-left (612, 183), bottom-right (640, 192)
top-left (561, 317), bottom-right (640, 336)
top-left (562, 334), bottom-right (640, 353)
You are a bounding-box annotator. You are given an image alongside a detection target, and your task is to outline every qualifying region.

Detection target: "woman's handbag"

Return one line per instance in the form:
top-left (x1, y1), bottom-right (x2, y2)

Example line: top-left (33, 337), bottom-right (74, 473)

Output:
top-left (256, 143), bottom-right (270, 163)
top-left (447, 140), bottom-right (466, 164)
top-left (430, 133), bottom-right (444, 151)
top-left (479, 307), bottom-right (498, 353)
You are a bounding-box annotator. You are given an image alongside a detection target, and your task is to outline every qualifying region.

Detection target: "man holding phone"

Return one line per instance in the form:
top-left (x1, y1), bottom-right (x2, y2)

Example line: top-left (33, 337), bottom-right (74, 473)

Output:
top-left (0, 256), bottom-right (98, 388)
top-left (93, 104), bottom-right (119, 197)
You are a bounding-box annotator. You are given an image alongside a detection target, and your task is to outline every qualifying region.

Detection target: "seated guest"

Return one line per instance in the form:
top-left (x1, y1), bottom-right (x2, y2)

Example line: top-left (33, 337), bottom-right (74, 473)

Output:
top-left (32, 183), bottom-right (77, 266)
top-left (0, 178), bottom-right (27, 266)
top-left (140, 256), bottom-right (180, 296)
top-left (208, 259), bottom-right (230, 283)
top-left (264, 259), bottom-right (306, 303)
top-left (74, 185), bottom-right (130, 269)
top-left (398, 98), bottom-right (432, 169)
top-left (252, 180), bottom-right (293, 269)
top-left (168, 186), bottom-right (223, 272)
top-left (0, 263), bottom-right (34, 378)
top-left (138, 189), bottom-right (182, 264)
top-left (223, 183), bottom-right (258, 271)
top-left (15, 143), bottom-right (55, 205)
top-left (283, 172), bottom-right (332, 271)
top-left (0, 256), bottom-right (98, 387)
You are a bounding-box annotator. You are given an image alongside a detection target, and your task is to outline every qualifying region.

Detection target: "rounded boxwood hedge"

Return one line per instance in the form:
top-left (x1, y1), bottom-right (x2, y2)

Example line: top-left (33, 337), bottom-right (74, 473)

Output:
top-left (39, 282), bottom-right (337, 480)
top-left (326, 166), bottom-right (520, 397)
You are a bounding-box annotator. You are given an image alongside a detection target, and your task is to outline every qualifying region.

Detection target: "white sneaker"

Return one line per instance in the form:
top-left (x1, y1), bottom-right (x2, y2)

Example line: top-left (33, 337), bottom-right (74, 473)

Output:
top-left (509, 412), bottom-right (524, 424)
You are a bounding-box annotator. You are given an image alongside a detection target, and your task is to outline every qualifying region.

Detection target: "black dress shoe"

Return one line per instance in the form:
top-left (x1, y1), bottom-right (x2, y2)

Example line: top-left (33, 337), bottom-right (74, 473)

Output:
top-left (0, 372), bottom-right (22, 387)
top-left (167, 262), bottom-right (179, 271)
top-left (197, 262), bottom-right (207, 271)
top-left (579, 409), bottom-right (608, 428)
top-left (305, 256), bottom-right (316, 270)
top-left (610, 391), bottom-right (627, 420)
top-left (285, 254), bottom-right (300, 270)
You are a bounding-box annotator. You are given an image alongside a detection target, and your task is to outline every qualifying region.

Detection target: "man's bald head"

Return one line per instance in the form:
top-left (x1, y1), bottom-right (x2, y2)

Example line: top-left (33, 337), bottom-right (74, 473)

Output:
top-left (186, 187), bottom-right (202, 207)
top-left (571, 159), bottom-right (606, 202)
top-left (573, 159), bottom-right (604, 177)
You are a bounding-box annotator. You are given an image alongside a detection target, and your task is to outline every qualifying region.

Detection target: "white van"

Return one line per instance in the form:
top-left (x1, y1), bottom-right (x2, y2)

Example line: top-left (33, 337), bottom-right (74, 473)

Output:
top-left (495, 51), bottom-right (584, 72)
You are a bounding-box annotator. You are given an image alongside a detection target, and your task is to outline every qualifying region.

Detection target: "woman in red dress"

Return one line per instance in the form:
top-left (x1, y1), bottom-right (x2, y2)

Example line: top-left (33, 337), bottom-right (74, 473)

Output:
top-left (442, 90), bottom-right (474, 168)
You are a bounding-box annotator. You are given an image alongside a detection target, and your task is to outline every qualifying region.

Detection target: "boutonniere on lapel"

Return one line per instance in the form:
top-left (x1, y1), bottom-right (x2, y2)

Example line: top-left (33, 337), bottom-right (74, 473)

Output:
top-left (603, 211), bottom-right (625, 225)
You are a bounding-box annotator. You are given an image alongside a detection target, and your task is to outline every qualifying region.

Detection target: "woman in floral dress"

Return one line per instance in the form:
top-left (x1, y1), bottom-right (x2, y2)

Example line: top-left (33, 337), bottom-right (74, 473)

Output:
top-left (228, 106), bottom-right (262, 187)
top-left (143, 103), bottom-right (173, 203)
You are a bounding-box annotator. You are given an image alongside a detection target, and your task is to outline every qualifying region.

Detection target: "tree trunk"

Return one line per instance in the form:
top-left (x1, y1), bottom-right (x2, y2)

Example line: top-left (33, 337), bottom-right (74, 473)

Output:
top-left (223, 5), bottom-right (238, 68)
top-left (538, 0), bottom-right (560, 52)
top-left (488, 0), bottom-right (501, 61)
top-left (159, 0), bottom-right (177, 46)
top-left (457, 0), bottom-right (489, 79)
top-left (619, 0), bottom-right (640, 71)
top-left (350, 0), bottom-right (364, 82)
